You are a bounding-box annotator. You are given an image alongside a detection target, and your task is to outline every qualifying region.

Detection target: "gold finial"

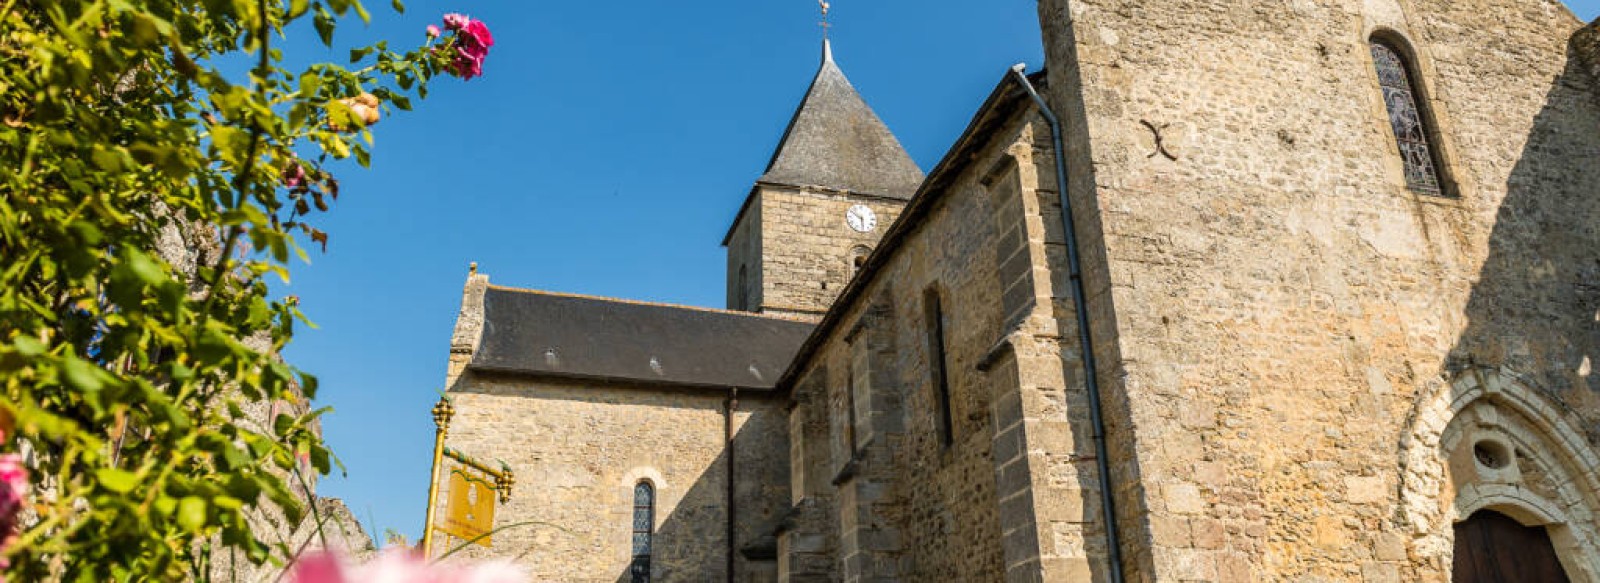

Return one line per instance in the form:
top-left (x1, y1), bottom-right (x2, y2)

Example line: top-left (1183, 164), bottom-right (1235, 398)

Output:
top-left (469, 262), bottom-right (478, 275)
top-left (496, 464), bottom-right (515, 503)
top-left (432, 396), bottom-right (455, 430)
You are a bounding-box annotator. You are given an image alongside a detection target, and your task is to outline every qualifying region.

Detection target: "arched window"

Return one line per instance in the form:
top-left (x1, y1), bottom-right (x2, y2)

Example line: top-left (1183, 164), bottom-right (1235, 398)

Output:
top-left (849, 246), bottom-right (872, 274)
top-left (630, 482), bottom-right (654, 582)
top-left (1369, 38), bottom-right (1447, 195)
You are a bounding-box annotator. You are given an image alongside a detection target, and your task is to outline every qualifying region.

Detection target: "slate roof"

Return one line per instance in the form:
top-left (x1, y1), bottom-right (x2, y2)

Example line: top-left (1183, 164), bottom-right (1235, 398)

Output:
top-left (468, 286), bottom-right (814, 391)
top-left (758, 40), bottom-right (924, 199)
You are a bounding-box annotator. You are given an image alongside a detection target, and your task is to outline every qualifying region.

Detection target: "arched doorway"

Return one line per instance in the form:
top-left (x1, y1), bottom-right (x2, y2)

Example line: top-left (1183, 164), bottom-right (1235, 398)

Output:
top-left (1454, 509), bottom-right (1571, 582)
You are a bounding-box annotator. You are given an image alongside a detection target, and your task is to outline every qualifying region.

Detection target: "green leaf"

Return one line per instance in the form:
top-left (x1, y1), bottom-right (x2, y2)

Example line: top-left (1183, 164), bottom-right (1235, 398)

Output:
top-left (309, 444), bottom-right (330, 474)
top-left (60, 357), bottom-right (107, 394)
top-left (96, 468), bottom-right (139, 493)
top-left (313, 7), bottom-right (336, 46)
top-left (13, 336), bottom-right (46, 356)
top-left (273, 413), bottom-right (293, 437)
top-left (177, 496), bottom-right (207, 532)
top-left (388, 93), bottom-right (412, 111)
top-left (223, 475), bottom-right (262, 502)
top-left (298, 372), bottom-right (319, 400)
top-left (300, 71), bottom-right (323, 98)
top-left (123, 248), bottom-right (166, 285)
top-left (391, 0), bottom-right (404, 13)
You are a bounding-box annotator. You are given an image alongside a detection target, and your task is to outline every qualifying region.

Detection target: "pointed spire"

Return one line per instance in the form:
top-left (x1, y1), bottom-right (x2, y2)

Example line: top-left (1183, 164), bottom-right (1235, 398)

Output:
top-left (758, 38), bottom-right (924, 199)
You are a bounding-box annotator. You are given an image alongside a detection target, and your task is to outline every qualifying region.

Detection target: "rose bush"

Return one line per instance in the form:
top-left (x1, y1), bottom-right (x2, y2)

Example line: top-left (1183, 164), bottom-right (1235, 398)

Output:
top-left (0, 1), bottom-right (492, 579)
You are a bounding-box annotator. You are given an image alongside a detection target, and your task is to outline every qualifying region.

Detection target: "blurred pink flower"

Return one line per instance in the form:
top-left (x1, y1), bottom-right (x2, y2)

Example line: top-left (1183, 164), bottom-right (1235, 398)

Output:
top-left (442, 13), bottom-right (469, 31)
top-left (426, 25), bottom-right (441, 38)
top-left (0, 453), bottom-right (27, 572)
top-left (290, 552), bottom-right (344, 583)
top-left (289, 549), bottom-right (525, 583)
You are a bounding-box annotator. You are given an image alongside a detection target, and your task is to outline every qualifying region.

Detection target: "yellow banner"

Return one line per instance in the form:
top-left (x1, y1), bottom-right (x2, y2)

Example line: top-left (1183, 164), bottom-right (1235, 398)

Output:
top-left (438, 467), bottom-right (496, 547)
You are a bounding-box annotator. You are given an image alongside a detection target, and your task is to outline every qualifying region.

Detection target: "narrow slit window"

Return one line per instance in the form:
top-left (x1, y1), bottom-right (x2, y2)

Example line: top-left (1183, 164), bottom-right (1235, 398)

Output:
top-left (631, 482), bottom-right (654, 582)
top-left (845, 349), bottom-right (859, 453)
top-left (736, 265), bottom-right (749, 311)
top-left (924, 289), bottom-right (955, 448)
top-left (1370, 40), bottom-right (1445, 195)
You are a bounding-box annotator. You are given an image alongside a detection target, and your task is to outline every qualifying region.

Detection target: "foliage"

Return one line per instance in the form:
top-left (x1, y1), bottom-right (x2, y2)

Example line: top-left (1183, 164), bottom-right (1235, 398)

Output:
top-left (0, 0), bottom-right (480, 578)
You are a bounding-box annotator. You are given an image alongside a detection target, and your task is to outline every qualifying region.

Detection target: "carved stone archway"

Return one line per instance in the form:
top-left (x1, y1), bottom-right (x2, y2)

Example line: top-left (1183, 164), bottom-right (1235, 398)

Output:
top-left (1398, 367), bottom-right (1600, 582)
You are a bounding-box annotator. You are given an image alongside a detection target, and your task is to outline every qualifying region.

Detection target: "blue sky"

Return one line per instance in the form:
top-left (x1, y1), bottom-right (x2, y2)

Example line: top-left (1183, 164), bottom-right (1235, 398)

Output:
top-left (284, 1), bottom-right (1600, 543)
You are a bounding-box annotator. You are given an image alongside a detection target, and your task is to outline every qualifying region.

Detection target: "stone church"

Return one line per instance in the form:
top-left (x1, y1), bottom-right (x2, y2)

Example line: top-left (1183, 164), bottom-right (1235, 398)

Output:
top-left (430, 1), bottom-right (1600, 580)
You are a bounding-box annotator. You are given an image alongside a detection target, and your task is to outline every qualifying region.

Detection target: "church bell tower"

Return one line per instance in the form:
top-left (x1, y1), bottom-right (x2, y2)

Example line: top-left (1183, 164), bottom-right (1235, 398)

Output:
top-left (722, 39), bottom-right (924, 320)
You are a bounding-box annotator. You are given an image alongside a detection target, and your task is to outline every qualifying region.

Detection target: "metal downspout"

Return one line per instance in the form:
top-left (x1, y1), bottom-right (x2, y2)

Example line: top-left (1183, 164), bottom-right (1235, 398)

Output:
top-left (725, 388), bottom-right (739, 581)
top-left (1009, 64), bottom-right (1125, 583)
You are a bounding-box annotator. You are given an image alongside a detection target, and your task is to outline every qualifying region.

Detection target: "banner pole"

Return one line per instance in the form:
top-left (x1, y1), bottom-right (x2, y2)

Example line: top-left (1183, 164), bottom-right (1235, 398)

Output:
top-left (421, 396), bottom-right (454, 557)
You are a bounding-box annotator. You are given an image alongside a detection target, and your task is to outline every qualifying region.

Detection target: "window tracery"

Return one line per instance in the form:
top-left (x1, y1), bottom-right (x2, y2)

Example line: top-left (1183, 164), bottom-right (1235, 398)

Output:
top-left (1370, 40), bottom-right (1446, 195)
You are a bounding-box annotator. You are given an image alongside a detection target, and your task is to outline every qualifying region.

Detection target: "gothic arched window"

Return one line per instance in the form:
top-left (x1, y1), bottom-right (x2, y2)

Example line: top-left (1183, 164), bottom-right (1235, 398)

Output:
top-left (1369, 38), bottom-right (1447, 196)
top-left (630, 482), bottom-right (654, 582)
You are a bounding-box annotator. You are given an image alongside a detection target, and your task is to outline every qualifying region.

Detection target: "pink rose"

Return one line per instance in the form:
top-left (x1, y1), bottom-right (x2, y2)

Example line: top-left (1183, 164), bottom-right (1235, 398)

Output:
top-left (458, 20), bottom-right (494, 54)
top-left (426, 25), bottom-right (441, 38)
top-left (449, 52), bottom-right (485, 80)
top-left (441, 16), bottom-right (493, 81)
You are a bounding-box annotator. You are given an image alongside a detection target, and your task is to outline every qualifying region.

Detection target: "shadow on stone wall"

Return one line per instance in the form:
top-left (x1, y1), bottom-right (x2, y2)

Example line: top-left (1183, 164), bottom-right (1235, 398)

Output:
top-left (1446, 37), bottom-right (1600, 430)
top-left (441, 377), bottom-right (786, 582)
top-left (1401, 35), bottom-right (1600, 579)
top-left (603, 407), bottom-right (786, 583)
top-left (612, 444), bottom-right (732, 583)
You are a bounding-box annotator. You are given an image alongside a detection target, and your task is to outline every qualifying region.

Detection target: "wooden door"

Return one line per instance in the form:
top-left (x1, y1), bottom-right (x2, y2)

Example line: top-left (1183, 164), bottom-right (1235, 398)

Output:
top-left (1453, 510), bottom-right (1571, 583)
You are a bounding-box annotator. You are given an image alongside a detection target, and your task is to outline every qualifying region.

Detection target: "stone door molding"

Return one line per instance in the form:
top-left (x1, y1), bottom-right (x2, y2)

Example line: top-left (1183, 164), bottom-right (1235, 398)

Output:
top-left (1399, 367), bottom-right (1600, 582)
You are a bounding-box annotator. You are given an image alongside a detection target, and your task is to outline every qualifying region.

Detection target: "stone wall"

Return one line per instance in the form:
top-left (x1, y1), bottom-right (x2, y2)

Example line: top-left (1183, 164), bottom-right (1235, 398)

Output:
top-left (732, 186), bottom-right (905, 320)
top-left (781, 93), bottom-right (1112, 581)
top-left (1576, 19), bottom-right (1600, 85)
top-left (437, 371), bottom-right (790, 582)
top-left (726, 199), bottom-right (763, 311)
top-left (1039, 0), bottom-right (1600, 580)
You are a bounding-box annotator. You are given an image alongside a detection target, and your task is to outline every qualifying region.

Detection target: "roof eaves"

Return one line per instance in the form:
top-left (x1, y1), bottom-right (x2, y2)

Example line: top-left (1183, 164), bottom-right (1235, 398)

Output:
top-left (464, 364), bottom-right (783, 392)
top-left (482, 283), bottom-right (812, 323)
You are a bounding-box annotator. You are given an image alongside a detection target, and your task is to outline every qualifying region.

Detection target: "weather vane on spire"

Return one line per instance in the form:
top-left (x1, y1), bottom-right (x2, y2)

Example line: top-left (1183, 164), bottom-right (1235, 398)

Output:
top-left (818, 0), bottom-right (831, 39)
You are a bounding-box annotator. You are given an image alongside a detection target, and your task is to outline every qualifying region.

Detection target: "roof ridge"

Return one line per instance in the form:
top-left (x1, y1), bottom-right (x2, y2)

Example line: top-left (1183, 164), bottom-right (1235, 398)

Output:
top-left (483, 284), bottom-right (815, 323)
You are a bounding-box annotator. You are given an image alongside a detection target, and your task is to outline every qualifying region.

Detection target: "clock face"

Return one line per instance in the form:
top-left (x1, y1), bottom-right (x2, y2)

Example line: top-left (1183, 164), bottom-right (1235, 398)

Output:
top-left (846, 204), bottom-right (877, 232)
